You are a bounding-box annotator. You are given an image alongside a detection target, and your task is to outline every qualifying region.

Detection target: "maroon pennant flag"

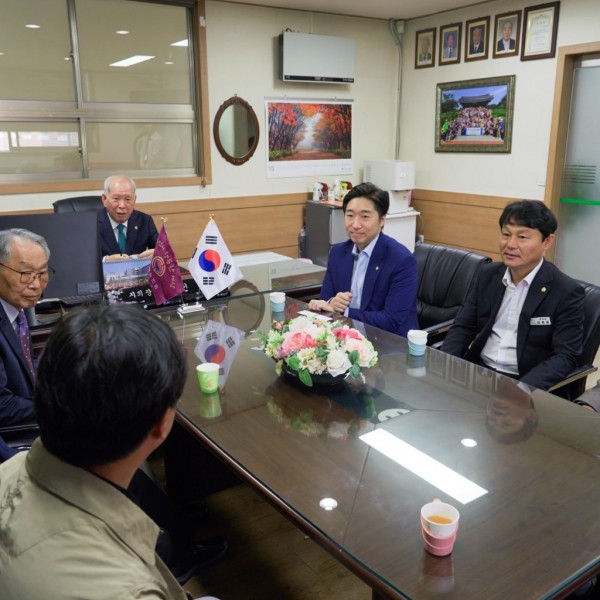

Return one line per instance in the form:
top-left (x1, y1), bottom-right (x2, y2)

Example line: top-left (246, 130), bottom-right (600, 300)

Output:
top-left (148, 224), bottom-right (184, 305)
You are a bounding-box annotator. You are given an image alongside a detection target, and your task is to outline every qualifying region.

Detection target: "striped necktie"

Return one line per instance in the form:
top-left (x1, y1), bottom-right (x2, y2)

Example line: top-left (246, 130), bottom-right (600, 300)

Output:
top-left (16, 311), bottom-right (35, 380)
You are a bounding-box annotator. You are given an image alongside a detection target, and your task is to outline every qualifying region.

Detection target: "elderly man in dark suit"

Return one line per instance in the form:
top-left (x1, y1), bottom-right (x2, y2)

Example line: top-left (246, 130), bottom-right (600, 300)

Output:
top-left (0, 228), bottom-right (49, 427)
top-left (496, 21), bottom-right (516, 52)
top-left (442, 200), bottom-right (584, 392)
top-left (99, 174), bottom-right (159, 260)
top-left (308, 182), bottom-right (419, 336)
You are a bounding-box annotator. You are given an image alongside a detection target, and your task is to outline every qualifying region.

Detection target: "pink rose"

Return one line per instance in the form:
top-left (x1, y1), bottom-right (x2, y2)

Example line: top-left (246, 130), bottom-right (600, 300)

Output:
top-left (280, 332), bottom-right (317, 357)
top-left (333, 326), bottom-right (364, 341)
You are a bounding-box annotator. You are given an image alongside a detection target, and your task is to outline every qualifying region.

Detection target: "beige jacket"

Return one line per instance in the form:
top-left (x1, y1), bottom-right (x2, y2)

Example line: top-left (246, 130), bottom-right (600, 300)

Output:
top-left (0, 439), bottom-right (187, 600)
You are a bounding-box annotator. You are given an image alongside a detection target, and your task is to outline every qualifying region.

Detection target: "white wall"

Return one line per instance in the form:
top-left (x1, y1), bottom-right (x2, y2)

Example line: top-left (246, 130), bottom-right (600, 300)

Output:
top-left (400, 0), bottom-right (600, 199)
top-left (0, 1), bottom-right (399, 211)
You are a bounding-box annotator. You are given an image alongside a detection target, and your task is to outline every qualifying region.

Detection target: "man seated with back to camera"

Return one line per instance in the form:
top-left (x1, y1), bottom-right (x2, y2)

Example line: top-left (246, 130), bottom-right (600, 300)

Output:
top-left (308, 182), bottom-right (419, 337)
top-left (441, 200), bottom-right (590, 401)
top-left (0, 228), bottom-right (227, 583)
top-left (100, 174), bottom-right (159, 261)
top-left (0, 304), bottom-right (221, 599)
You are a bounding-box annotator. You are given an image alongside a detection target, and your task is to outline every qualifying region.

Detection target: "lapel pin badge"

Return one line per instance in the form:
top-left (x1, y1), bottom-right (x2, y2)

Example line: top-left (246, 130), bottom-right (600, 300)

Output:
top-left (541, 286), bottom-right (547, 292)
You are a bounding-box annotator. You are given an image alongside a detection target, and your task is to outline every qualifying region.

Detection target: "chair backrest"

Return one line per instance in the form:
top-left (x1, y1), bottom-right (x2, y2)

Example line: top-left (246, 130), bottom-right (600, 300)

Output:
top-left (52, 195), bottom-right (103, 213)
top-left (577, 280), bottom-right (600, 367)
top-left (415, 242), bottom-right (492, 329)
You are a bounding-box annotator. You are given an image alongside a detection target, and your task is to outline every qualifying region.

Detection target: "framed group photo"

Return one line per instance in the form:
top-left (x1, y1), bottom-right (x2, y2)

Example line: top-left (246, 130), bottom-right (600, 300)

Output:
top-left (439, 23), bottom-right (461, 65)
top-left (415, 28), bottom-right (436, 69)
top-left (465, 16), bottom-right (490, 62)
top-left (493, 11), bottom-right (521, 58)
top-left (435, 74), bottom-right (515, 153)
top-left (521, 1), bottom-right (560, 60)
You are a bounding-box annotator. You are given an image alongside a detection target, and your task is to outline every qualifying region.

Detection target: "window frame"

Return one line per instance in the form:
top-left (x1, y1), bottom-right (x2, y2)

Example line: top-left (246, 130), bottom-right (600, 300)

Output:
top-left (0, 0), bottom-right (210, 195)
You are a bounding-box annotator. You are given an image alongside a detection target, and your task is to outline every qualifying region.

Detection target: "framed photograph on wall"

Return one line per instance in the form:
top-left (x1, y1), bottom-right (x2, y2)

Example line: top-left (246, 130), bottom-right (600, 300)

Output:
top-left (465, 16), bottom-right (490, 62)
top-left (415, 28), bottom-right (436, 69)
top-left (521, 1), bottom-right (560, 61)
top-left (435, 75), bottom-right (515, 153)
top-left (493, 11), bottom-right (521, 58)
top-left (439, 23), bottom-right (461, 65)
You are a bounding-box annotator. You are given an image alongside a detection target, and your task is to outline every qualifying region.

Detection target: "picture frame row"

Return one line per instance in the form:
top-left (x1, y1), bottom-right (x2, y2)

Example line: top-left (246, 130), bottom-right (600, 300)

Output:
top-left (415, 1), bottom-right (560, 69)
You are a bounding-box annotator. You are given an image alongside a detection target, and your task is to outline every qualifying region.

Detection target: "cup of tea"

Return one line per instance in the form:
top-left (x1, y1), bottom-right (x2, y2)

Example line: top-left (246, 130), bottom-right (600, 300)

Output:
top-left (420, 499), bottom-right (460, 538)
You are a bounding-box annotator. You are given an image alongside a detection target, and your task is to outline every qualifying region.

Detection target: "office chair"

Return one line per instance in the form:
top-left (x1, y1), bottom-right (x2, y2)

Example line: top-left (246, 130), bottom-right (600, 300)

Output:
top-left (414, 242), bottom-right (491, 346)
top-left (52, 195), bottom-right (103, 213)
top-left (548, 280), bottom-right (600, 402)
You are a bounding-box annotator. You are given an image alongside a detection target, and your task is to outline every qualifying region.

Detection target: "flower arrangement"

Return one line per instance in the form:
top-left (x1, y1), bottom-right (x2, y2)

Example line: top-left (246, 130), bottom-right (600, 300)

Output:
top-left (260, 315), bottom-right (378, 387)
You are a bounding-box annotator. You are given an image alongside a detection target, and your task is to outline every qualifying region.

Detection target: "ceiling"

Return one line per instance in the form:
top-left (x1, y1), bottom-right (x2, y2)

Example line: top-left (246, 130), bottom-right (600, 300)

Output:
top-left (216, 0), bottom-right (488, 21)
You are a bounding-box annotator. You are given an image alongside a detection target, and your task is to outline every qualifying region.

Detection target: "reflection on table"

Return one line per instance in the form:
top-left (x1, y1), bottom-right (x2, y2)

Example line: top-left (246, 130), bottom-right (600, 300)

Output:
top-left (161, 292), bottom-right (600, 600)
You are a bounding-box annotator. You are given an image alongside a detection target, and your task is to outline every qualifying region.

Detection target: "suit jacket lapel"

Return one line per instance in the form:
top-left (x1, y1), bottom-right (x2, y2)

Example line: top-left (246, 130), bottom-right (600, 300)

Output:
top-left (339, 242), bottom-right (355, 291)
top-left (360, 236), bottom-right (386, 309)
top-left (126, 212), bottom-right (140, 255)
top-left (517, 261), bottom-right (554, 355)
top-left (0, 305), bottom-right (34, 386)
top-left (98, 210), bottom-right (120, 255)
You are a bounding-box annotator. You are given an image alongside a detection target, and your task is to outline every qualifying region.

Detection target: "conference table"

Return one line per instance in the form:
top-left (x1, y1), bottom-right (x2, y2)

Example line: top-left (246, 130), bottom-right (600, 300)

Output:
top-left (158, 290), bottom-right (600, 600)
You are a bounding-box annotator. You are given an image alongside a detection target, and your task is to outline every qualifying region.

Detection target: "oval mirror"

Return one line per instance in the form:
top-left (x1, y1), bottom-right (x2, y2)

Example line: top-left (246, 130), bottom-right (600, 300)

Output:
top-left (213, 96), bottom-right (259, 165)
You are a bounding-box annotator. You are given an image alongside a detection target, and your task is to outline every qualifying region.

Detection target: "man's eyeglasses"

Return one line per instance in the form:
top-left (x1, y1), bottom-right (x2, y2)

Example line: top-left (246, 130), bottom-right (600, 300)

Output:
top-left (0, 263), bottom-right (55, 284)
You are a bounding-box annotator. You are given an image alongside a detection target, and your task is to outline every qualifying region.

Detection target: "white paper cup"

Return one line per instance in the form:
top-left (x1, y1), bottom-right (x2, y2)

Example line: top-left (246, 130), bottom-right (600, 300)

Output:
top-left (421, 500), bottom-right (460, 538)
top-left (270, 291), bottom-right (286, 312)
top-left (407, 329), bottom-right (428, 356)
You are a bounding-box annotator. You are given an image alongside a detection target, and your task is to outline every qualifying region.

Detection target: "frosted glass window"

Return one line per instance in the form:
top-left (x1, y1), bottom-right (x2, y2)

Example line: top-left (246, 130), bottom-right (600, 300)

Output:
top-left (0, 0), bottom-right (75, 101)
top-left (86, 122), bottom-right (194, 175)
top-left (0, 122), bottom-right (81, 175)
top-left (77, 0), bottom-right (191, 104)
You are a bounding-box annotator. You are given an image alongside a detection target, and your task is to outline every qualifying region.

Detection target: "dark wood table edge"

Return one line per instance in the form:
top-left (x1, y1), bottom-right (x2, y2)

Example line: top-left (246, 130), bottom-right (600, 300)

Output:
top-left (174, 412), bottom-right (408, 600)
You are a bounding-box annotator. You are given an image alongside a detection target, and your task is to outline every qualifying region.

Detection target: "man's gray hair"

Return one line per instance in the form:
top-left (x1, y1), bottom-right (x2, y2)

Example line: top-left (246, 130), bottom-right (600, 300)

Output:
top-left (103, 175), bottom-right (137, 196)
top-left (0, 228), bottom-right (50, 263)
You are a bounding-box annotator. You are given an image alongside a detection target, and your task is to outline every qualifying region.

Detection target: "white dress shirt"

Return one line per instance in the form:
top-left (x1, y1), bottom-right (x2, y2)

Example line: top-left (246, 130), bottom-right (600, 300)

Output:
top-left (480, 259), bottom-right (544, 375)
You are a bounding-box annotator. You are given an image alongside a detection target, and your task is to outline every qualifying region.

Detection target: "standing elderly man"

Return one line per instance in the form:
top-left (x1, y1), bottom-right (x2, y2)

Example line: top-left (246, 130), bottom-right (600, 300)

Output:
top-left (100, 174), bottom-right (159, 260)
top-left (0, 304), bottom-right (221, 600)
top-left (0, 228), bottom-right (50, 426)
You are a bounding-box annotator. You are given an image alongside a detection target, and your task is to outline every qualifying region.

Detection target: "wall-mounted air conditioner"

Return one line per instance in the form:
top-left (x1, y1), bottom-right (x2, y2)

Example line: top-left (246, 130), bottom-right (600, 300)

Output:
top-left (278, 31), bottom-right (355, 83)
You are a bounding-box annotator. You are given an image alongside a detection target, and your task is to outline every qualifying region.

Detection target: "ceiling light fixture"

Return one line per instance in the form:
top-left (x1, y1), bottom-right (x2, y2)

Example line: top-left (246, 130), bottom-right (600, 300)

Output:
top-left (110, 55), bottom-right (154, 68)
top-left (25, 24), bottom-right (41, 29)
top-left (116, 30), bottom-right (129, 35)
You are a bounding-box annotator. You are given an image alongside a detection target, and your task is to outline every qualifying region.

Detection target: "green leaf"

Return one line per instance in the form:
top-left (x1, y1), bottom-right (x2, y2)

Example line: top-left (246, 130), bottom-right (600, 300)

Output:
top-left (349, 364), bottom-right (361, 378)
top-left (348, 349), bottom-right (359, 365)
top-left (299, 368), bottom-right (313, 387)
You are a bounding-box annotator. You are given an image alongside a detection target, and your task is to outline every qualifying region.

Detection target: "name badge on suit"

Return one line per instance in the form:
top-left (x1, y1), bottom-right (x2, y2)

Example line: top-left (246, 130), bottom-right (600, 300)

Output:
top-left (530, 317), bottom-right (552, 325)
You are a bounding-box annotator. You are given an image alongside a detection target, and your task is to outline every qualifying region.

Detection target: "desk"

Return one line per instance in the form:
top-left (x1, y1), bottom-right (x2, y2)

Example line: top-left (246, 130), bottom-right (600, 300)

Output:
top-left (155, 294), bottom-right (600, 598)
top-left (164, 293), bottom-right (600, 599)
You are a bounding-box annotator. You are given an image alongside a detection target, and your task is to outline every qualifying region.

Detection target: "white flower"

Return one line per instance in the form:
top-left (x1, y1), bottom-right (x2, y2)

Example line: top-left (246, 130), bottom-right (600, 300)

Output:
top-left (344, 337), bottom-right (378, 367)
top-left (326, 349), bottom-right (351, 377)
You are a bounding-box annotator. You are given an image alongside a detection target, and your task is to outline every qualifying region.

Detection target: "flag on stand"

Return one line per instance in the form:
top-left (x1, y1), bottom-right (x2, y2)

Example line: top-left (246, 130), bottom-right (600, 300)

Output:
top-left (148, 224), bottom-right (184, 305)
top-left (195, 320), bottom-right (245, 386)
top-left (188, 218), bottom-right (242, 300)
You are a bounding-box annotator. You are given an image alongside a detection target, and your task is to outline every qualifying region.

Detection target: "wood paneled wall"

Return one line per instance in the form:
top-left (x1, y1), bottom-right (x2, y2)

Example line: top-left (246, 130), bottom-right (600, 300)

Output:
top-left (411, 189), bottom-right (515, 262)
top-left (3, 193), bottom-right (309, 261)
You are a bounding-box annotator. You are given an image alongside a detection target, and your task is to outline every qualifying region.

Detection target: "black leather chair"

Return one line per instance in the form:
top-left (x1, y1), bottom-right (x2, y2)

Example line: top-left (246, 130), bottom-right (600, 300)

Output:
top-left (414, 242), bottom-right (492, 345)
top-left (52, 195), bottom-right (103, 213)
top-left (548, 280), bottom-right (600, 401)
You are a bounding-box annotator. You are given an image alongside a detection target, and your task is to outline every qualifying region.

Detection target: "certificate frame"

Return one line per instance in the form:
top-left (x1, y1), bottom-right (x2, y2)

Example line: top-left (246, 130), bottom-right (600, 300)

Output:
top-left (521, 1), bottom-right (560, 61)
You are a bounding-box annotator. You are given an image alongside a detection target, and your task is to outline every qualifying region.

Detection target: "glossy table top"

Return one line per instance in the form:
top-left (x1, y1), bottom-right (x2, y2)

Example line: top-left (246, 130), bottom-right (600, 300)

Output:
top-left (160, 293), bottom-right (600, 600)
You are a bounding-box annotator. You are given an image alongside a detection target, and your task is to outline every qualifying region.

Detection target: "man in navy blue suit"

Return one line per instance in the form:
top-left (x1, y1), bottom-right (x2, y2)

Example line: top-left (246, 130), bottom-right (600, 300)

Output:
top-left (442, 200), bottom-right (584, 392)
top-left (99, 175), bottom-right (159, 260)
top-left (308, 182), bottom-right (419, 336)
top-left (0, 228), bottom-right (50, 427)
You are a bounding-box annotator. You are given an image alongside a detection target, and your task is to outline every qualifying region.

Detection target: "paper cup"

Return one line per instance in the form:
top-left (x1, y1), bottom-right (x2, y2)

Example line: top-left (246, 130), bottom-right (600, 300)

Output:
top-left (270, 291), bottom-right (286, 312)
top-left (407, 329), bottom-right (428, 356)
top-left (421, 499), bottom-right (460, 538)
top-left (197, 363), bottom-right (219, 393)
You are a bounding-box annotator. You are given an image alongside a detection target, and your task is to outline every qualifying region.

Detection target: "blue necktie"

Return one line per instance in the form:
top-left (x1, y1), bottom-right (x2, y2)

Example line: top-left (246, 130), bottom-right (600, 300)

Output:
top-left (350, 251), bottom-right (369, 309)
top-left (117, 223), bottom-right (126, 253)
top-left (16, 311), bottom-right (35, 380)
